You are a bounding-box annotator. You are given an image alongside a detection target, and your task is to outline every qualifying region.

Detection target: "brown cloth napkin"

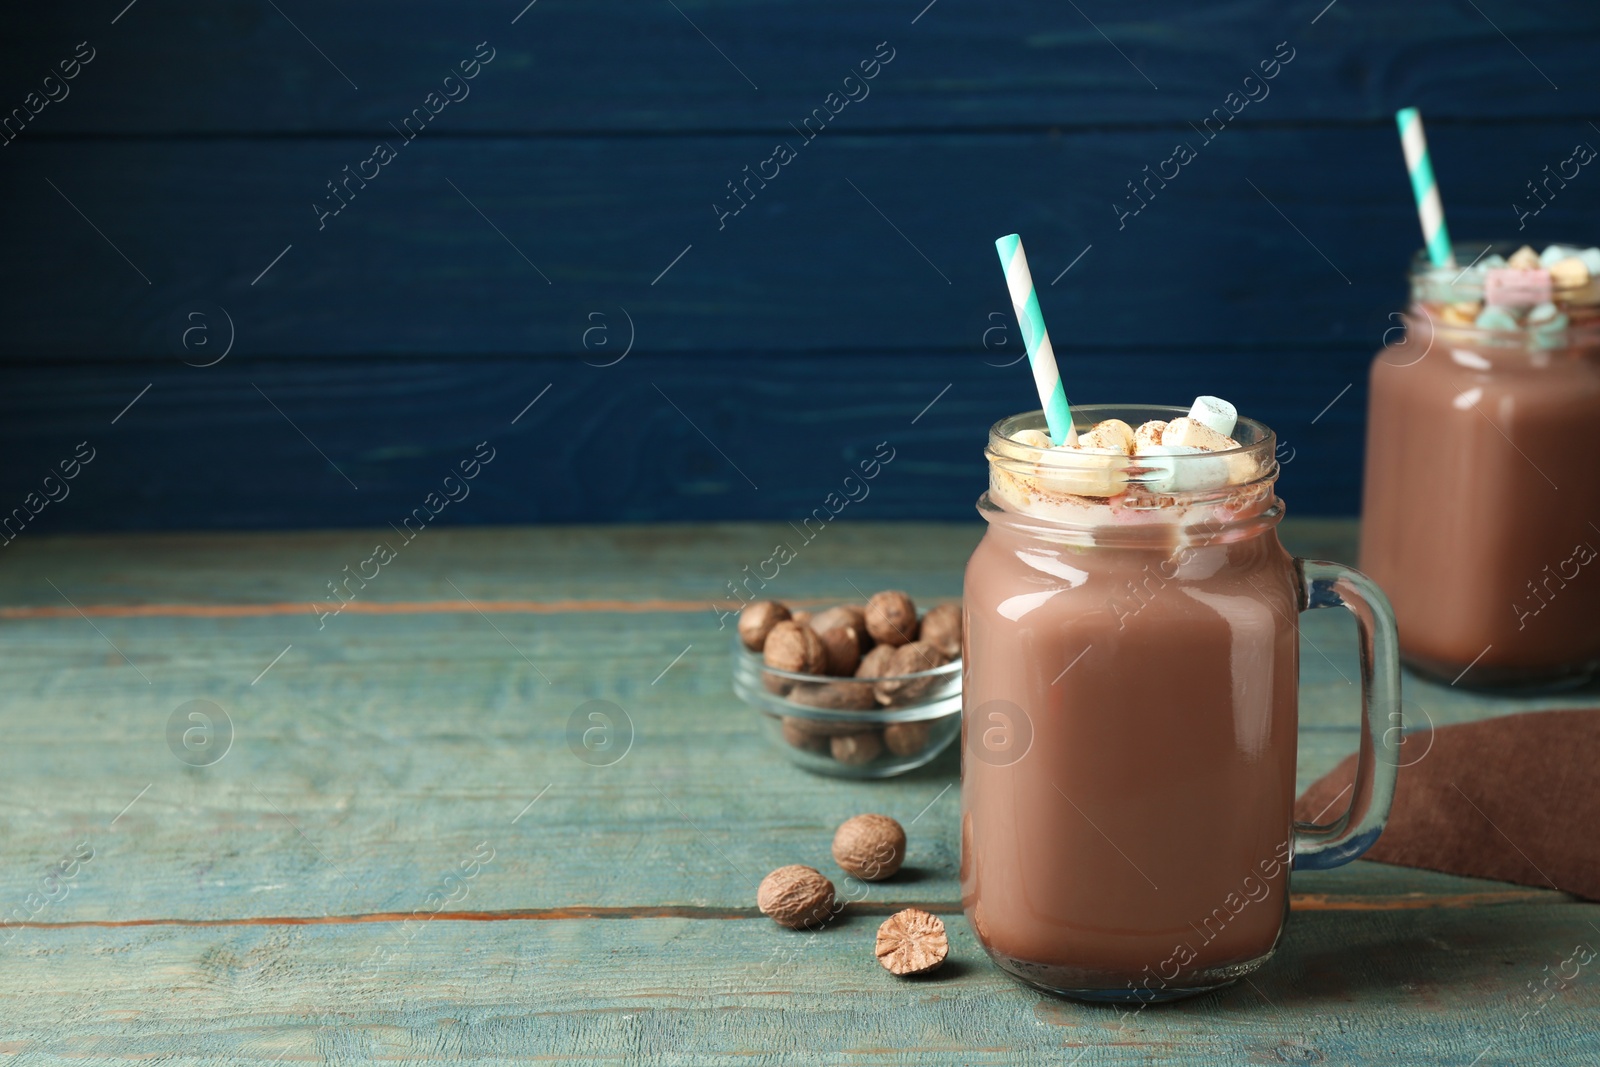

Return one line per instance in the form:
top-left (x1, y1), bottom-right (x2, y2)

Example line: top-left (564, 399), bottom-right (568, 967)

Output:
top-left (1294, 708), bottom-right (1600, 901)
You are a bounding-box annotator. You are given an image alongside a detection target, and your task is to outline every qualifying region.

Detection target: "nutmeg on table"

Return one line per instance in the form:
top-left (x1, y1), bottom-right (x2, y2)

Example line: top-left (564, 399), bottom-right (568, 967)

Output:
top-left (756, 865), bottom-right (836, 929)
top-left (757, 814), bottom-right (946, 979)
top-left (832, 813), bottom-right (906, 881)
top-left (875, 909), bottom-right (949, 976)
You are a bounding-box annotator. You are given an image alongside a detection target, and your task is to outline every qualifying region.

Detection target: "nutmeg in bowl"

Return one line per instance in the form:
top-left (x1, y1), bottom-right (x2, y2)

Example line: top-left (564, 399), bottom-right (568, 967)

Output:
top-left (731, 595), bottom-right (962, 779)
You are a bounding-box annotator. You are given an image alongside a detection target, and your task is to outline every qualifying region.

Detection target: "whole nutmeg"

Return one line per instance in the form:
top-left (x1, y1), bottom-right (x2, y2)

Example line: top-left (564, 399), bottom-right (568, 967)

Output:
top-left (856, 643), bottom-right (897, 679)
top-left (763, 621), bottom-right (828, 675)
top-left (788, 680), bottom-right (877, 712)
top-left (758, 865), bottom-right (836, 929)
top-left (830, 731), bottom-right (883, 765)
top-left (790, 609), bottom-right (812, 628)
top-left (815, 624), bottom-right (862, 676)
top-left (865, 591), bottom-right (918, 647)
top-left (883, 720), bottom-right (931, 757)
top-left (780, 716), bottom-right (830, 753)
top-left (875, 908), bottom-right (948, 976)
top-left (812, 605), bottom-right (871, 652)
top-left (738, 600), bottom-right (791, 652)
top-left (918, 602), bottom-right (962, 659)
top-left (873, 641), bottom-right (952, 707)
top-left (832, 813), bottom-right (906, 881)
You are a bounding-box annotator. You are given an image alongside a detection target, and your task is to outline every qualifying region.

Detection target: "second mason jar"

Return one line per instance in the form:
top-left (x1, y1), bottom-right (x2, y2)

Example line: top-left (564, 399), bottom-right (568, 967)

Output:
top-left (1360, 241), bottom-right (1600, 688)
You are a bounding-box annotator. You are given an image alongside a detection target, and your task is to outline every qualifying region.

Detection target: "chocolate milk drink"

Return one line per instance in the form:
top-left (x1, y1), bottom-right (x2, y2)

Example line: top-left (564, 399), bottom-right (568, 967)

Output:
top-left (1361, 242), bottom-right (1600, 688)
top-left (962, 403), bottom-right (1399, 1001)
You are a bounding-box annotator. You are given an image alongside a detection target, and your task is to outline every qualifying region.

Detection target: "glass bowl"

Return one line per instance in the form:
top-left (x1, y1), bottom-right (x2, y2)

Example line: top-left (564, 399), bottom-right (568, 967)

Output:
top-left (732, 643), bottom-right (962, 778)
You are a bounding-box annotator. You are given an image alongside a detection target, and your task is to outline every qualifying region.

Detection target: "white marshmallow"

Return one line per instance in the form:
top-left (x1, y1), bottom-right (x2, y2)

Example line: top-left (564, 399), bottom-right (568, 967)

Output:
top-left (1185, 395), bottom-right (1238, 438)
top-left (1581, 248), bottom-right (1600, 275)
top-left (1038, 446), bottom-right (1127, 498)
top-left (1133, 445), bottom-right (1230, 494)
top-left (1077, 418), bottom-right (1135, 455)
top-left (1133, 420), bottom-right (1166, 451)
top-left (1225, 449), bottom-right (1261, 484)
top-left (1163, 417), bottom-right (1238, 452)
top-left (1010, 428), bottom-right (1053, 449)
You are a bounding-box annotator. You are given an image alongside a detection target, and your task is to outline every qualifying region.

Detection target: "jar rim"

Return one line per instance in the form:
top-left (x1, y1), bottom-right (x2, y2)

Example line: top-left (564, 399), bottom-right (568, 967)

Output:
top-left (1408, 238), bottom-right (1600, 309)
top-left (986, 403), bottom-right (1276, 478)
top-left (982, 404), bottom-right (1281, 536)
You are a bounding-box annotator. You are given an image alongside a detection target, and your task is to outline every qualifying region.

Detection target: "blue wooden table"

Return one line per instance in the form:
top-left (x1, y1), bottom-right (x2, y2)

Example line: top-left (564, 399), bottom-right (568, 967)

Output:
top-left (0, 519), bottom-right (1594, 1063)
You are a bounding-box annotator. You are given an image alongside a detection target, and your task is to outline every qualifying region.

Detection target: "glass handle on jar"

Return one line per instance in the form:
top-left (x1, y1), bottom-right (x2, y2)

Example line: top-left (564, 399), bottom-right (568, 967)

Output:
top-left (1291, 559), bottom-right (1402, 870)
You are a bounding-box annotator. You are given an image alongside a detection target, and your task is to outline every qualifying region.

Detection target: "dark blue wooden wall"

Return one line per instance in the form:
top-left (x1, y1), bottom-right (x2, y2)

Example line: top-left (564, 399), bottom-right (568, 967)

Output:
top-left (2, 1), bottom-right (1598, 530)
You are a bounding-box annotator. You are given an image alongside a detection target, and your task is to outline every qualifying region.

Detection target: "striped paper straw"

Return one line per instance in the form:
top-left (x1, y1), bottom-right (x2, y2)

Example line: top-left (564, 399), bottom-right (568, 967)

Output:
top-left (1395, 107), bottom-right (1455, 269)
top-left (994, 234), bottom-right (1076, 446)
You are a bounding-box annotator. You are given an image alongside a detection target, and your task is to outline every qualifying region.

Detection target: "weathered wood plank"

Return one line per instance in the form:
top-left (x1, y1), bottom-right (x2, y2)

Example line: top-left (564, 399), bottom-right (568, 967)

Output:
top-left (1, 0), bottom-right (1594, 135)
top-left (2, 126), bottom-right (1591, 360)
top-left (0, 351), bottom-right (1374, 531)
top-left (0, 519), bottom-right (1365, 605)
top-left (0, 906), bottom-right (1595, 1064)
top-left (4, 5), bottom-right (1597, 533)
top-left (0, 724), bottom-right (1558, 927)
top-left (0, 523), bottom-right (1585, 925)
top-left (6, 117), bottom-right (1588, 526)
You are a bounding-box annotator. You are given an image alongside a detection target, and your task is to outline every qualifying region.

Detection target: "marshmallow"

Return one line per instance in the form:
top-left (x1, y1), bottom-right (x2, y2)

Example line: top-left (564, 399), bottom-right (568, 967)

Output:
top-left (1508, 245), bottom-right (1542, 271)
top-left (1549, 257), bottom-right (1591, 290)
top-left (1531, 309), bottom-right (1570, 347)
top-left (1527, 301), bottom-right (1562, 325)
top-left (1133, 444), bottom-right (1230, 494)
top-left (1008, 405), bottom-right (1257, 502)
top-left (1581, 248), bottom-right (1600, 275)
top-left (1163, 417), bottom-right (1238, 452)
top-left (1474, 306), bottom-right (1519, 330)
top-left (1040, 446), bottom-right (1127, 498)
top-left (1077, 418), bottom-right (1135, 455)
top-left (1440, 302), bottom-right (1480, 326)
top-left (1540, 244), bottom-right (1572, 268)
top-left (1133, 419), bottom-right (1166, 451)
top-left (1480, 254), bottom-right (1506, 270)
top-left (1185, 395), bottom-right (1237, 438)
top-left (1225, 449), bottom-right (1261, 485)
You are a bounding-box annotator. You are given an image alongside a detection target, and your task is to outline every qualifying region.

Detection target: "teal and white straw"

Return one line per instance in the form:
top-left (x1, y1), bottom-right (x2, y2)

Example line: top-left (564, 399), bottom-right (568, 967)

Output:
top-left (1395, 107), bottom-right (1455, 269)
top-left (994, 234), bottom-right (1076, 446)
